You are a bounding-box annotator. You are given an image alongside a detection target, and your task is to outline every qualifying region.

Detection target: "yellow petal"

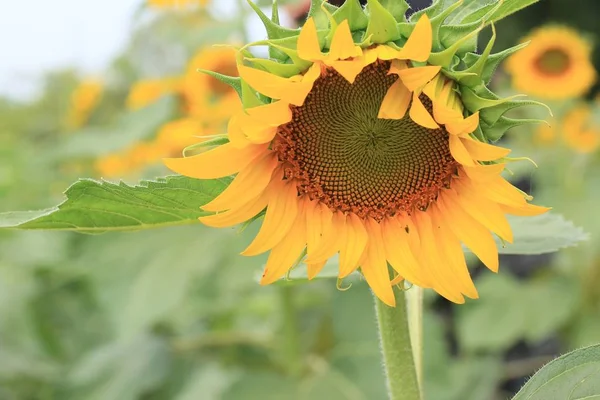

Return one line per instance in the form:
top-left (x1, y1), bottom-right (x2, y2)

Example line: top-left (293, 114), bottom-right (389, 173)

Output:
top-left (305, 211), bottom-right (346, 263)
top-left (378, 79), bottom-right (411, 119)
top-left (242, 178), bottom-right (299, 256)
top-left (245, 100), bottom-right (292, 125)
top-left (329, 20), bottom-right (362, 60)
top-left (260, 199), bottom-right (308, 285)
top-left (500, 203), bottom-right (550, 216)
top-left (449, 135), bottom-right (475, 166)
top-left (453, 179), bottom-right (514, 243)
top-left (360, 218), bottom-right (395, 307)
top-left (297, 17), bottom-right (324, 61)
top-left (412, 211), bottom-right (466, 304)
top-left (199, 189), bottom-right (269, 228)
top-left (381, 216), bottom-right (431, 287)
top-left (429, 204), bottom-right (479, 299)
top-left (306, 201), bottom-right (334, 260)
top-left (445, 112), bottom-right (480, 136)
top-left (238, 64), bottom-right (317, 106)
top-left (338, 213), bottom-right (368, 278)
top-left (328, 59), bottom-right (366, 84)
top-left (307, 260), bottom-right (327, 280)
top-left (410, 93), bottom-right (440, 129)
top-left (388, 59), bottom-right (408, 75)
top-left (469, 174), bottom-right (529, 209)
top-left (397, 14), bottom-right (432, 62)
top-left (202, 152), bottom-right (279, 212)
top-left (227, 115), bottom-right (251, 148)
top-left (461, 136), bottom-right (511, 161)
top-left (397, 65), bottom-right (441, 92)
top-left (376, 45), bottom-right (402, 61)
top-left (462, 163), bottom-right (505, 182)
top-left (238, 114), bottom-right (278, 144)
top-left (438, 189), bottom-right (499, 272)
top-left (164, 142), bottom-right (267, 179)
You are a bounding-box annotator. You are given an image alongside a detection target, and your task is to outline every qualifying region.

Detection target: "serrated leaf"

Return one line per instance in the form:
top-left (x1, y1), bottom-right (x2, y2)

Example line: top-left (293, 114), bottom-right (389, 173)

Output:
top-left (500, 214), bottom-right (587, 255)
top-left (512, 344), bottom-right (600, 400)
top-left (0, 176), bottom-right (229, 233)
top-left (462, 0), bottom-right (540, 26)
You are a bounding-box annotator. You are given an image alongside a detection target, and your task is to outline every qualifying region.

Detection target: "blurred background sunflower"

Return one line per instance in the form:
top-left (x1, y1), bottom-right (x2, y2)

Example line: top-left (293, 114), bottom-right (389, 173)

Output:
top-left (0, 0), bottom-right (599, 399)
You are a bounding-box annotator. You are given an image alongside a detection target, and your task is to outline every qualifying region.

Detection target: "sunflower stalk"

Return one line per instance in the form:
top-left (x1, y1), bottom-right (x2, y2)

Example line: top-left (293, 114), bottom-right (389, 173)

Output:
top-left (279, 285), bottom-right (303, 377)
top-left (374, 285), bottom-right (421, 400)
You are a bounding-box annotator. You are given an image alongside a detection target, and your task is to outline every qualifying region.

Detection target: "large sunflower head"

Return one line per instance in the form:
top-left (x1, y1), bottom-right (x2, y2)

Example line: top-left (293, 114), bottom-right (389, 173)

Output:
top-left (165, 0), bottom-right (549, 306)
top-left (505, 25), bottom-right (596, 100)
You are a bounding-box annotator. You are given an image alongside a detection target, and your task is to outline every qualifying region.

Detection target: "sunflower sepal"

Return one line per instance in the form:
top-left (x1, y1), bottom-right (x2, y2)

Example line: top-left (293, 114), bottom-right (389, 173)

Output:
top-left (332, 0), bottom-right (369, 31)
top-left (464, 42), bottom-right (530, 85)
top-left (428, 23), bottom-right (483, 68)
top-left (480, 99), bottom-right (553, 126)
top-left (365, 0), bottom-right (401, 43)
top-left (378, 0), bottom-right (409, 22)
top-left (182, 136), bottom-right (230, 156)
top-left (245, 0), bottom-right (298, 41)
top-left (247, 57), bottom-right (303, 78)
top-left (240, 79), bottom-right (264, 109)
top-left (197, 70), bottom-right (242, 99)
top-left (481, 117), bottom-right (548, 142)
top-left (308, 0), bottom-right (339, 30)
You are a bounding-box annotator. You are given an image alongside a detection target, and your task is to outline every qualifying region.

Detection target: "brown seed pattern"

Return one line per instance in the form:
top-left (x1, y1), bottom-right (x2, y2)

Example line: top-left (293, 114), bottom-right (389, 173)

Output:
top-left (274, 61), bottom-right (458, 221)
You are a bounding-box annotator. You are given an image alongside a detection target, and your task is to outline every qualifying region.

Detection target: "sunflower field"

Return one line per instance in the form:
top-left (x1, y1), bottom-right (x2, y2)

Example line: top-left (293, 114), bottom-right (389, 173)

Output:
top-left (1, 0), bottom-right (600, 399)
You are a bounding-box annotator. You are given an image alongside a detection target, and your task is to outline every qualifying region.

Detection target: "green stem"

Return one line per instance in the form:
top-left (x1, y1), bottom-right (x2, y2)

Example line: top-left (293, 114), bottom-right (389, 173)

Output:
top-left (406, 285), bottom-right (424, 393)
top-left (373, 286), bottom-right (421, 400)
top-left (279, 285), bottom-right (302, 377)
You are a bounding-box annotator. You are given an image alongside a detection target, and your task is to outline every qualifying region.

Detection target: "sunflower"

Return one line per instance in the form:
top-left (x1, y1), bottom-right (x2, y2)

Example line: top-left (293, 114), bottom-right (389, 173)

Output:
top-left (505, 25), bottom-right (596, 100)
top-left (562, 105), bottom-right (600, 153)
top-left (147, 0), bottom-right (209, 9)
top-left (126, 78), bottom-right (181, 110)
top-left (67, 79), bottom-right (103, 129)
top-left (180, 47), bottom-right (242, 132)
top-left (164, 0), bottom-right (549, 306)
top-left (95, 118), bottom-right (202, 177)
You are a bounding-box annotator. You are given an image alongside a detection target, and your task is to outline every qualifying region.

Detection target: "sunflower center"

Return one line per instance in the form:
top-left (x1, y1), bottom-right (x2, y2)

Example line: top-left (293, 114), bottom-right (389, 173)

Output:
top-left (274, 61), bottom-right (458, 221)
top-left (534, 48), bottom-right (570, 76)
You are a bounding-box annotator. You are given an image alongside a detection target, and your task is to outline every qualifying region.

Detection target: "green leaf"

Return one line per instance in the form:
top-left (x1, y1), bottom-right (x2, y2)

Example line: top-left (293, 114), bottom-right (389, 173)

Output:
top-left (365, 0), bottom-right (400, 43)
top-left (462, 0), bottom-right (541, 26)
top-left (456, 274), bottom-right (579, 353)
top-left (512, 344), bottom-right (600, 400)
top-left (0, 176), bottom-right (229, 233)
top-left (57, 96), bottom-right (176, 158)
top-left (500, 214), bottom-right (587, 255)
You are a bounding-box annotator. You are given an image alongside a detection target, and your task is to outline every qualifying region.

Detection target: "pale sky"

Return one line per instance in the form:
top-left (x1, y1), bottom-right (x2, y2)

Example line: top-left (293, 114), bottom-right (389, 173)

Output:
top-left (0, 0), bottom-right (141, 99)
top-left (0, 0), bottom-right (285, 100)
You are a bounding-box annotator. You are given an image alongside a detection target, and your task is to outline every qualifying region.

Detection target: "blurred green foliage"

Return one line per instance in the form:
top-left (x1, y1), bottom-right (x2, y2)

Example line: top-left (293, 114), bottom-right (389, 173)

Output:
top-left (1, 0), bottom-right (600, 399)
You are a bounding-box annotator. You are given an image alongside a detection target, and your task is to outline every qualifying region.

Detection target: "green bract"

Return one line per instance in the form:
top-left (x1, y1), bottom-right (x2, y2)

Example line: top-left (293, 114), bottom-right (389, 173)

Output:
top-left (221, 0), bottom-right (549, 143)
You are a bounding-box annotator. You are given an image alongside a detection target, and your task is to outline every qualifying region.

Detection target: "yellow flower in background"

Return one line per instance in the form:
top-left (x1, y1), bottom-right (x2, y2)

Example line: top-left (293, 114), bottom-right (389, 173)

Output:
top-left (165, 12), bottom-right (549, 306)
top-left (147, 0), bottom-right (209, 9)
top-left (534, 105), bottom-right (600, 153)
top-left (534, 122), bottom-right (556, 145)
top-left (126, 78), bottom-right (180, 110)
top-left (562, 105), bottom-right (600, 153)
top-left (180, 47), bottom-right (242, 129)
top-left (95, 154), bottom-right (131, 178)
top-left (95, 118), bottom-right (203, 178)
top-left (67, 79), bottom-right (103, 128)
top-left (155, 118), bottom-right (203, 156)
top-left (505, 25), bottom-right (596, 100)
